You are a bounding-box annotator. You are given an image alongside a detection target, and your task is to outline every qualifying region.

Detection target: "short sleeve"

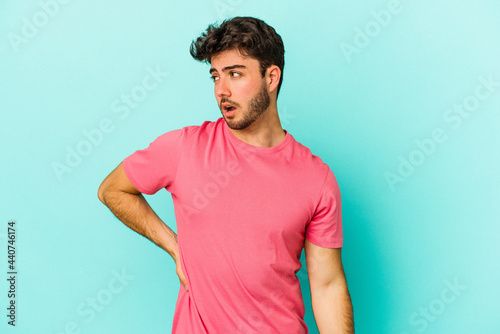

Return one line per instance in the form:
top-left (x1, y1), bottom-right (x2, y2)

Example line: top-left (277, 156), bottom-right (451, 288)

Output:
top-left (122, 128), bottom-right (184, 195)
top-left (306, 167), bottom-right (343, 248)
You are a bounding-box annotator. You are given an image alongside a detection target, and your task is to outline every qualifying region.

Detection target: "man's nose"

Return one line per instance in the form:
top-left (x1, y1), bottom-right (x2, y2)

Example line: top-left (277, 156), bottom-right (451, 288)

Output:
top-left (215, 77), bottom-right (231, 98)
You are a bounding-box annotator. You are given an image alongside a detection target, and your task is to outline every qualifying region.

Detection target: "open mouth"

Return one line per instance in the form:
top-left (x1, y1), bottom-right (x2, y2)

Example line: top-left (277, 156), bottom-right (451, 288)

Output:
top-left (222, 104), bottom-right (237, 113)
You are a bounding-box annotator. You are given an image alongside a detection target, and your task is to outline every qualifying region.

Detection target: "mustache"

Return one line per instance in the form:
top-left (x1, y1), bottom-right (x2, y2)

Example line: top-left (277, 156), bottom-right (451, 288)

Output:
top-left (220, 99), bottom-right (241, 108)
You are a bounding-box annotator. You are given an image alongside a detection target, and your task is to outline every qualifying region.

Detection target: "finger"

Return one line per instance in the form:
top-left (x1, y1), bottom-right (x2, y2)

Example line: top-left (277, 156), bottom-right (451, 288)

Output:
top-left (181, 279), bottom-right (189, 291)
top-left (178, 272), bottom-right (189, 291)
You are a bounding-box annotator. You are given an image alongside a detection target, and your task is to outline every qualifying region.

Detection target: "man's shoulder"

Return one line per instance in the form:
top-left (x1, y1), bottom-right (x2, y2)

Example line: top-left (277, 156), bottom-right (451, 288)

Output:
top-left (156, 118), bottom-right (222, 141)
top-left (180, 117), bottom-right (221, 130)
top-left (290, 136), bottom-right (330, 172)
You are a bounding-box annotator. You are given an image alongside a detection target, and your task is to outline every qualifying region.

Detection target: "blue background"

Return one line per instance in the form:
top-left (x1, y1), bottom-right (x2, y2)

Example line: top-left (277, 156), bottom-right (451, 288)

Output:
top-left (1, 0), bottom-right (499, 333)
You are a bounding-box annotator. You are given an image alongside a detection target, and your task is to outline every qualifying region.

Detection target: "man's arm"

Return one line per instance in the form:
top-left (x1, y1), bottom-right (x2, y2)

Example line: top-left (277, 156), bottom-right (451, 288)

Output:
top-left (98, 162), bottom-right (189, 291)
top-left (304, 239), bottom-right (354, 333)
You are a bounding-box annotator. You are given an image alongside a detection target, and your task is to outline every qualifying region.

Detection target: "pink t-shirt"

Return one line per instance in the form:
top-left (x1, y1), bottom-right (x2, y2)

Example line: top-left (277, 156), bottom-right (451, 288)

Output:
top-left (123, 117), bottom-right (342, 333)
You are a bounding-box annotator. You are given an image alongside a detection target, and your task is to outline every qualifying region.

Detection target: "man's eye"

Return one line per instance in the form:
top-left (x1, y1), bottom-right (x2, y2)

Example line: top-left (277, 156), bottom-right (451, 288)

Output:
top-left (210, 76), bottom-right (219, 82)
top-left (231, 72), bottom-right (240, 77)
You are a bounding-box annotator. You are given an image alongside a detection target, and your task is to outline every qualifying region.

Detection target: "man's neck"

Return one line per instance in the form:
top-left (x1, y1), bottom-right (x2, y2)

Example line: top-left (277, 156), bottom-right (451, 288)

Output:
top-left (228, 106), bottom-right (285, 148)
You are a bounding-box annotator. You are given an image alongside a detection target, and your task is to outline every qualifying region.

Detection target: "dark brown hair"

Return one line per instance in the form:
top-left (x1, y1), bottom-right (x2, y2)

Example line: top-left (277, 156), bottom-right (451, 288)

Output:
top-left (190, 16), bottom-right (285, 98)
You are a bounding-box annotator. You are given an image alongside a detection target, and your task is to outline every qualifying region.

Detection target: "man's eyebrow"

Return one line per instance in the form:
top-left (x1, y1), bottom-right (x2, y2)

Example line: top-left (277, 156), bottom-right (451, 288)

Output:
top-left (209, 65), bottom-right (247, 74)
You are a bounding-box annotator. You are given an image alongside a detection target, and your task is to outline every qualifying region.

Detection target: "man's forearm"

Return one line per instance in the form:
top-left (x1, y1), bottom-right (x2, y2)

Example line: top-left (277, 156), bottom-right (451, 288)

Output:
top-left (100, 190), bottom-right (179, 262)
top-left (311, 281), bottom-right (354, 333)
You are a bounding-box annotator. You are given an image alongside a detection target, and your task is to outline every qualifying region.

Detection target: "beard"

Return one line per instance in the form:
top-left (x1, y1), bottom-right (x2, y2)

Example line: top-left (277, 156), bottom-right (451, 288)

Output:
top-left (222, 80), bottom-right (270, 130)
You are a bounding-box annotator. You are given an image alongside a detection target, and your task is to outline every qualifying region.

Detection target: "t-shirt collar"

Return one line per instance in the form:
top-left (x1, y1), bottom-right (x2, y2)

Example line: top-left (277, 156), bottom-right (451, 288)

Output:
top-left (219, 117), bottom-right (291, 154)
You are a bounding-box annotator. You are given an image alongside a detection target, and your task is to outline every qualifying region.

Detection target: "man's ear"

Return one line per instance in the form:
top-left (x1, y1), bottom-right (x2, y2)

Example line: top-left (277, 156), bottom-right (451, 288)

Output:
top-left (266, 65), bottom-right (281, 94)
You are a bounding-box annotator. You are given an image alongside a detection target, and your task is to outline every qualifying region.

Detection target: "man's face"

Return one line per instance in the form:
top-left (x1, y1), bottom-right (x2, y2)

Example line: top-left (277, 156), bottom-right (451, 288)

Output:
top-left (210, 49), bottom-right (270, 130)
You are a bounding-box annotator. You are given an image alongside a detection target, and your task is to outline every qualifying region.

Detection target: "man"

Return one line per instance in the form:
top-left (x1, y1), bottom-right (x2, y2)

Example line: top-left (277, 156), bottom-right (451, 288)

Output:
top-left (98, 16), bottom-right (354, 333)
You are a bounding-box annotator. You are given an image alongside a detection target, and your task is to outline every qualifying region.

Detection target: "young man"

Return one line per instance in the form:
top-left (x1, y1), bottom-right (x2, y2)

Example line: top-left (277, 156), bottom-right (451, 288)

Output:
top-left (98, 16), bottom-right (354, 333)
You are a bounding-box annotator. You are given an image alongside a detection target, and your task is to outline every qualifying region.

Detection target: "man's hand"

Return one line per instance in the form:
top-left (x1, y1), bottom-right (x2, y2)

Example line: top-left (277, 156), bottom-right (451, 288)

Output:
top-left (98, 162), bottom-right (189, 291)
top-left (176, 260), bottom-right (189, 292)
